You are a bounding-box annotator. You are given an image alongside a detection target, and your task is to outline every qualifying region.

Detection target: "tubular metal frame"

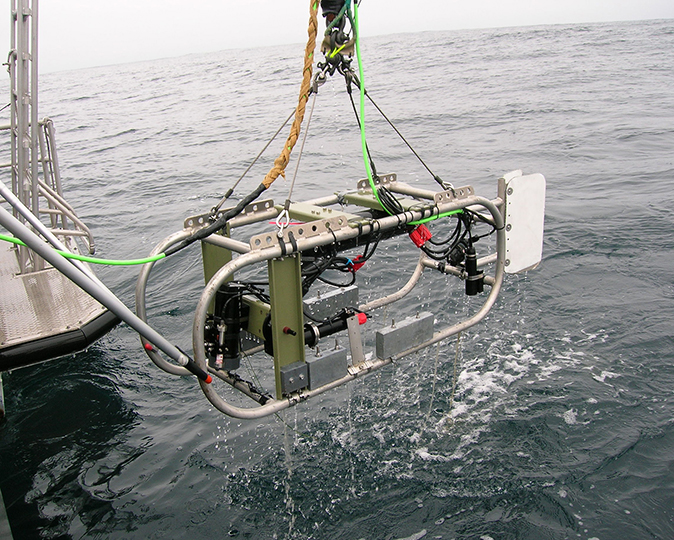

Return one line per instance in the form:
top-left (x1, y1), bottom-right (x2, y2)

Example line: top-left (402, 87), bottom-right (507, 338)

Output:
top-left (136, 186), bottom-right (506, 419)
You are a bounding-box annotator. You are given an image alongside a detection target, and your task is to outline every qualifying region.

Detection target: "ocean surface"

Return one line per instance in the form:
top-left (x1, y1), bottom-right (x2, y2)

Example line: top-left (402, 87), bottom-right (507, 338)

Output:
top-left (1, 18), bottom-right (674, 540)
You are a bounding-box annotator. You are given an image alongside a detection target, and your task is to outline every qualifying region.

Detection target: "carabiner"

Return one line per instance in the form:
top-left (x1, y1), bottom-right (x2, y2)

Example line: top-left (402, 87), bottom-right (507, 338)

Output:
top-left (275, 208), bottom-right (290, 238)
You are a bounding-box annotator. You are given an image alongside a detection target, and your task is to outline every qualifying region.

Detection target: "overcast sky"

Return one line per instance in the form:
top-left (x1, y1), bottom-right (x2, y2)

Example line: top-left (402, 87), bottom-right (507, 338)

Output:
top-left (2, 0), bottom-right (673, 73)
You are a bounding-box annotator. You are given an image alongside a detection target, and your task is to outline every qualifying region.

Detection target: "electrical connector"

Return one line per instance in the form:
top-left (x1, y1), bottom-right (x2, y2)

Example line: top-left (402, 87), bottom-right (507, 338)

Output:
top-left (408, 224), bottom-right (432, 247)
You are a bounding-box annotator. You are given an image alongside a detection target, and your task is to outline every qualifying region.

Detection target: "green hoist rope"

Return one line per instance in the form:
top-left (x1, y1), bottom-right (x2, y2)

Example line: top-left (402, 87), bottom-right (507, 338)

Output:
top-left (352, 1), bottom-right (389, 214)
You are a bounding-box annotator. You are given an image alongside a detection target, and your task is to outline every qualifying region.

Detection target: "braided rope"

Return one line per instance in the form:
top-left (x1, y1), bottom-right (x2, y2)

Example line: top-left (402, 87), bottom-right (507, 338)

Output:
top-left (262, 0), bottom-right (319, 189)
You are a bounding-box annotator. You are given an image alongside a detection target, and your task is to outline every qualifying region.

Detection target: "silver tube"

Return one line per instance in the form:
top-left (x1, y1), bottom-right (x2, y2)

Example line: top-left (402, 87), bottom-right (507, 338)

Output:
top-left (36, 181), bottom-right (95, 250)
top-left (303, 193), bottom-right (341, 206)
top-left (37, 177), bottom-right (76, 213)
top-left (189, 194), bottom-right (506, 418)
top-left (30, 0), bottom-right (39, 231)
top-left (392, 202), bottom-right (505, 356)
top-left (227, 206), bottom-right (279, 229)
top-left (37, 119), bottom-right (57, 229)
top-left (421, 254), bottom-right (497, 285)
top-left (421, 257), bottom-right (461, 277)
top-left (389, 182), bottom-right (436, 200)
top-left (359, 252), bottom-right (427, 312)
top-left (201, 233), bottom-right (250, 254)
top-left (0, 178), bottom-right (103, 286)
top-left (134, 229), bottom-right (194, 377)
top-left (43, 119), bottom-right (63, 195)
top-left (477, 252), bottom-right (498, 268)
top-left (15, 0), bottom-right (30, 271)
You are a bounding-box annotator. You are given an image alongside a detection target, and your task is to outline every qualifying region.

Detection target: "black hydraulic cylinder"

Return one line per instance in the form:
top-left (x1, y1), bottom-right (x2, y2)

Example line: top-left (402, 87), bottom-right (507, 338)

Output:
top-left (263, 311), bottom-right (364, 356)
top-left (214, 283), bottom-right (248, 370)
top-left (465, 246), bottom-right (484, 296)
top-left (304, 318), bottom-right (348, 348)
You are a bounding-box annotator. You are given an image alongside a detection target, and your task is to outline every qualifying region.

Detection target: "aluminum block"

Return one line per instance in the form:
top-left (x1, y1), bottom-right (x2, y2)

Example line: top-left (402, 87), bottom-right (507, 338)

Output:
top-left (303, 284), bottom-right (359, 321)
top-left (306, 345), bottom-right (348, 390)
top-left (280, 361), bottom-right (308, 394)
top-left (375, 312), bottom-right (434, 360)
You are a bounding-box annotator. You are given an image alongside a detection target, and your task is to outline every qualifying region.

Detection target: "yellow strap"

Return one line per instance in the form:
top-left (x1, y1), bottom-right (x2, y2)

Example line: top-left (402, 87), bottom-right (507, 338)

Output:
top-left (329, 43), bottom-right (347, 58)
top-left (262, 0), bottom-right (319, 189)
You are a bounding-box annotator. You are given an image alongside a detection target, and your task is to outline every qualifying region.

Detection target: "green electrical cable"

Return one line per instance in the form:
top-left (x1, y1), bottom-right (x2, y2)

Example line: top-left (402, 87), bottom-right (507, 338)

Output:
top-left (352, 2), bottom-right (389, 214)
top-left (409, 209), bottom-right (463, 226)
top-left (0, 233), bottom-right (165, 266)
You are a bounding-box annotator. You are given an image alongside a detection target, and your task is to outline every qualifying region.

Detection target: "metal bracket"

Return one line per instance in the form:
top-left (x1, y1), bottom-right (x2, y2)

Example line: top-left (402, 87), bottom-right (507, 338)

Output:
top-left (346, 314), bottom-right (365, 366)
top-left (287, 201), bottom-right (361, 223)
top-left (280, 361), bottom-right (308, 395)
top-left (249, 215), bottom-right (351, 251)
top-left (184, 199), bottom-right (275, 230)
top-left (433, 185), bottom-right (475, 205)
top-left (357, 172), bottom-right (397, 193)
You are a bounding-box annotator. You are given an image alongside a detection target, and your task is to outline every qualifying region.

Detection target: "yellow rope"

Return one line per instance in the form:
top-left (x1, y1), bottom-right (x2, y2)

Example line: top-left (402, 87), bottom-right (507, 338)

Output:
top-left (262, 0), bottom-right (319, 190)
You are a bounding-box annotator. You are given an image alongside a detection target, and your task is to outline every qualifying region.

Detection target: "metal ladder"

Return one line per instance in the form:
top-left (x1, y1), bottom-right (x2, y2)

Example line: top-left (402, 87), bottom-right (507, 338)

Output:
top-left (3, 0), bottom-right (94, 274)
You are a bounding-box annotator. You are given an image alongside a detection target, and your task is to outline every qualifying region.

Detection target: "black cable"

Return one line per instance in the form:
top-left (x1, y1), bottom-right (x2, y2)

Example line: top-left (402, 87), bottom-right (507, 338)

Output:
top-left (164, 183), bottom-right (266, 256)
top-left (211, 107), bottom-right (297, 216)
top-left (428, 217), bottom-right (462, 246)
top-left (318, 270), bottom-right (357, 288)
top-left (360, 233), bottom-right (381, 262)
top-left (377, 185), bottom-right (404, 214)
top-left (346, 85), bottom-right (379, 180)
top-left (419, 212), bottom-right (475, 263)
top-left (464, 208), bottom-right (499, 230)
top-left (347, 70), bottom-right (448, 190)
top-left (344, 71), bottom-right (408, 215)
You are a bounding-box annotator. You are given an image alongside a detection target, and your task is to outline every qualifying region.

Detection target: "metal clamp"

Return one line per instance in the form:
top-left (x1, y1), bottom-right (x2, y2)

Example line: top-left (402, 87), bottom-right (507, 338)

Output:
top-left (357, 173), bottom-right (397, 192)
top-left (249, 215), bottom-right (350, 251)
top-left (184, 199), bottom-right (275, 230)
top-left (434, 185), bottom-right (475, 205)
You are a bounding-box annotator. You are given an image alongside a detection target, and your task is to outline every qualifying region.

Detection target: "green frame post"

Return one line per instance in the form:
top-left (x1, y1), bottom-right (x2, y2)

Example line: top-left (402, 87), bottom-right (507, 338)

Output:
top-left (268, 254), bottom-right (305, 398)
top-left (201, 227), bottom-right (232, 313)
top-left (201, 228), bottom-right (232, 286)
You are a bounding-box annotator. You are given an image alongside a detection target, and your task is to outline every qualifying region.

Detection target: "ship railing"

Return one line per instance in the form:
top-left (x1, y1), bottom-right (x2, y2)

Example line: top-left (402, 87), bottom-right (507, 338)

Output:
top-left (0, 118), bottom-right (96, 273)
